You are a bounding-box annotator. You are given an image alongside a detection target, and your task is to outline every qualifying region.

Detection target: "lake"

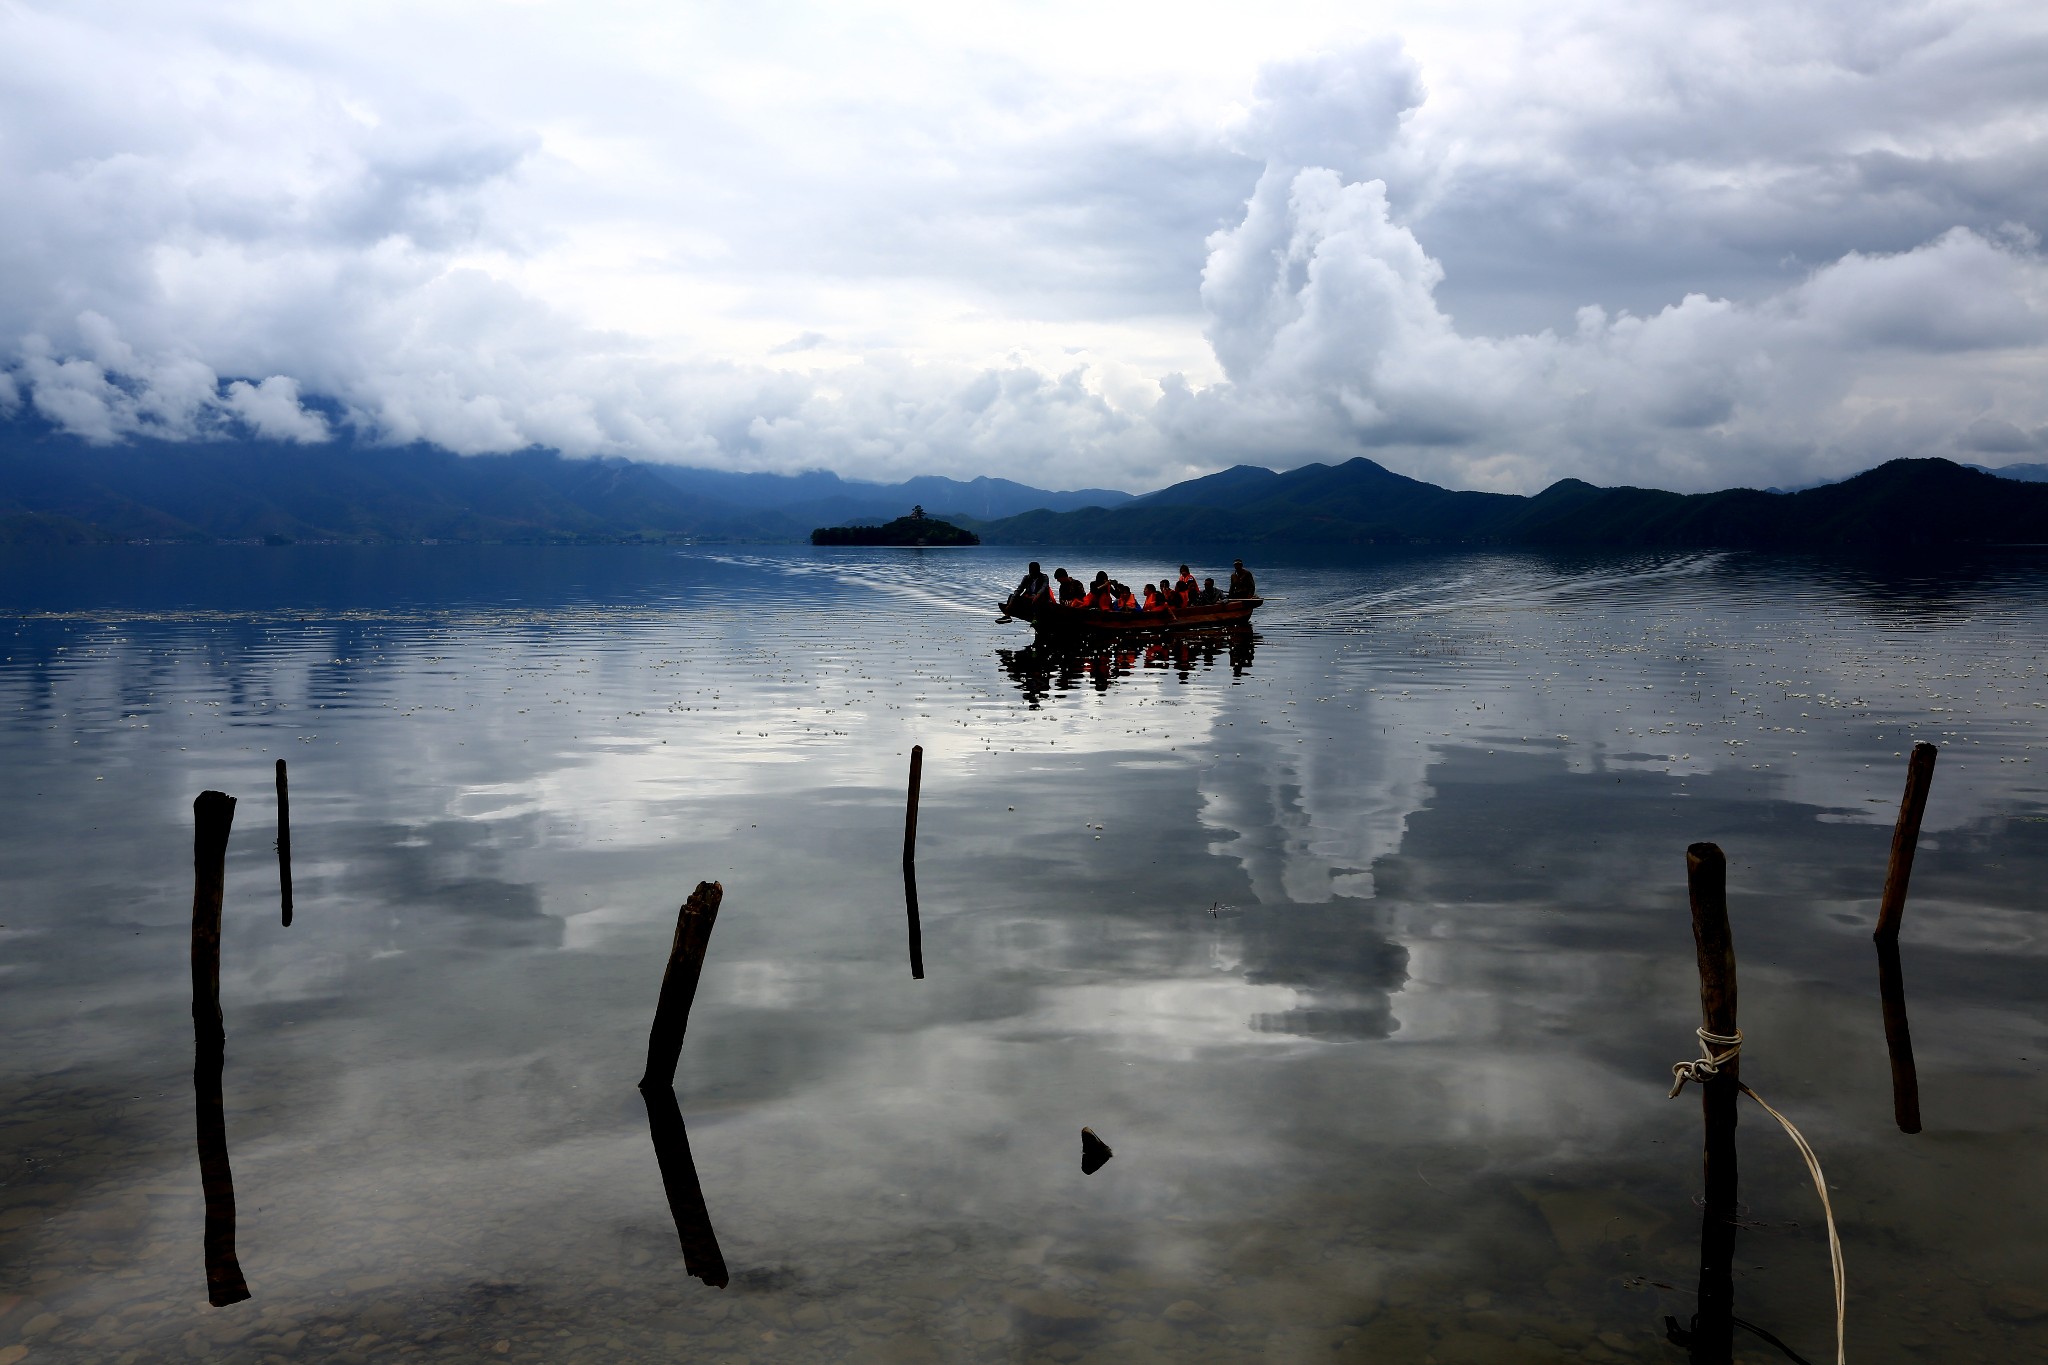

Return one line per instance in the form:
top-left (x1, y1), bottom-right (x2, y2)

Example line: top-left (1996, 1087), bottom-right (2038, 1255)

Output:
top-left (2, 544), bottom-right (2044, 1363)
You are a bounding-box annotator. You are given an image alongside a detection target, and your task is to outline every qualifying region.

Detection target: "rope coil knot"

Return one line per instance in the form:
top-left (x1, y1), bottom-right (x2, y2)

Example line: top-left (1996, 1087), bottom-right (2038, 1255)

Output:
top-left (1668, 1026), bottom-right (1743, 1098)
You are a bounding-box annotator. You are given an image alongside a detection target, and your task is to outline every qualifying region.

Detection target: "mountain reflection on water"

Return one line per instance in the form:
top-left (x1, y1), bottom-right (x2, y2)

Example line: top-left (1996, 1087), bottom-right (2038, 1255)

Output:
top-left (0, 544), bottom-right (2044, 1363)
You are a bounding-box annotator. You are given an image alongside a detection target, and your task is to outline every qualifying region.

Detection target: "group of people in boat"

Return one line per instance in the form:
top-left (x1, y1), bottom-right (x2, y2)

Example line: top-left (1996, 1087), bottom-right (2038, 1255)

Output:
top-left (1007, 559), bottom-right (1256, 614)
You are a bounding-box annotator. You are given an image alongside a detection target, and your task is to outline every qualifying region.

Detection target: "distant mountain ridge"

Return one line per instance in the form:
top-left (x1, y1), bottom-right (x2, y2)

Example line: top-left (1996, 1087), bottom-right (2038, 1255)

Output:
top-left (3, 417), bottom-right (2045, 549)
top-left (1968, 462), bottom-right (2048, 484)
top-left (646, 464), bottom-right (1132, 526)
top-left (978, 456), bottom-right (2048, 550)
top-left (0, 422), bottom-right (1129, 545)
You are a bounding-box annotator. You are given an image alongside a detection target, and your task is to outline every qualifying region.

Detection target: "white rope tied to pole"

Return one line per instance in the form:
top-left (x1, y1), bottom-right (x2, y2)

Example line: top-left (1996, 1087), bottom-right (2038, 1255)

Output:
top-left (1669, 1025), bottom-right (1743, 1097)
top-left (1668, 1026), bottom-right (1847, 1365)
top-left (1739, 1082), bottom-right (1847, 1365)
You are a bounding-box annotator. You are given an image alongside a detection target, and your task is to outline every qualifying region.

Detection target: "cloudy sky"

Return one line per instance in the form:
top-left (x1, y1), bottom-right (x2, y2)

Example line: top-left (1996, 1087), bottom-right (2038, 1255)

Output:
top-left (4, 0), bottom-right (2047, 493)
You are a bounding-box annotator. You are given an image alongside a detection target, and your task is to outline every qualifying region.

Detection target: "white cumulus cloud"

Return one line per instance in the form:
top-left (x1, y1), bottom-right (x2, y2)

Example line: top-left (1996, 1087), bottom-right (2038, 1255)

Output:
top-left (0, 0), bottom-right (2043, 493)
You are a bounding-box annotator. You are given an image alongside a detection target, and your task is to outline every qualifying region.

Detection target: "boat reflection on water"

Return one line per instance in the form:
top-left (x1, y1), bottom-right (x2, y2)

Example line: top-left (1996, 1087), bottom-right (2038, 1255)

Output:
top-left (641, 1087), bottom-right (731, 1289)
top-left (996, 626), bottom-right (1257, 706)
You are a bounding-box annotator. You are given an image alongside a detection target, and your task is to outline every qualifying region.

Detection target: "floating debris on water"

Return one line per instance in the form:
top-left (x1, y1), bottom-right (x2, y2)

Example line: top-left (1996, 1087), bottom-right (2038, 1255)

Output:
top-left (1081, 1127), bottom-right (1114, 1175)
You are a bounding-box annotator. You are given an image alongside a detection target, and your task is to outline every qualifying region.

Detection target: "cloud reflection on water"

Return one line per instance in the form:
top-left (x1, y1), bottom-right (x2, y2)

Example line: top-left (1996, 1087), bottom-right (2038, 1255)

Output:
top-left (1, 546), bottom-right (2045, 1361)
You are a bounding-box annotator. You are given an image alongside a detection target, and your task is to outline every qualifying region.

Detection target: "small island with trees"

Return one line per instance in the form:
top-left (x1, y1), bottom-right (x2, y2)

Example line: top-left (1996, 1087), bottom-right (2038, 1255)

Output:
top-left (811, 506), bottom-right (981, 546)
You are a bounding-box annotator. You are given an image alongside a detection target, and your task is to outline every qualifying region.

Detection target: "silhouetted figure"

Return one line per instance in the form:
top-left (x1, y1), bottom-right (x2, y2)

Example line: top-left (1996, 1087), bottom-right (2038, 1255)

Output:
top-left (1013, 562), bottom-right (1051, 604)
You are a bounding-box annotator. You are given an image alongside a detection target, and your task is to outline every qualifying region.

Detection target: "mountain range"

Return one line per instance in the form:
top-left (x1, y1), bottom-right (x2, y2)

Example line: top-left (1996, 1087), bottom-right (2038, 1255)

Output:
top-left (3, 417), bottom-right (2046, 550)
top-left (974, 454), bottom-right (2048, 549)
top-left (0, 422), bottom-right (1127, 545)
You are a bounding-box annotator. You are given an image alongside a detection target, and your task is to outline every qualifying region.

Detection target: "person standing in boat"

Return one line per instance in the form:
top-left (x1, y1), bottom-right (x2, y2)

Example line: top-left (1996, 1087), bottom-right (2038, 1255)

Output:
top-left (1228, 559), bottom-right (1257, 598)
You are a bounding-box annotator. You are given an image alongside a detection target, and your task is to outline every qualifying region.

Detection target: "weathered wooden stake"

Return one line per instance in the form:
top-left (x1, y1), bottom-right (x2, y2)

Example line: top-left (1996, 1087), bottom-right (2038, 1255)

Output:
top-left (641, 1085), bottom-right (730, 1288)
top-left (904, 865), bottom-right (925, 980)
top-left (191, 790), bottom-right (250, 1307)
top-left (1873, 742), bottom-right (1938, 943)
top-left (193, 792), bottom-right (236, 1043)
top-left (275, 759), bottom-right (293, 928)
top-left (1685, 841), bottom-right (1737, 1365)
top-left (902, 745), bottom-right (923, 870)
top-left (1875, 938), bottom-right (1923, 1134)
top-left (639, 882), bottom-right (724, 1091)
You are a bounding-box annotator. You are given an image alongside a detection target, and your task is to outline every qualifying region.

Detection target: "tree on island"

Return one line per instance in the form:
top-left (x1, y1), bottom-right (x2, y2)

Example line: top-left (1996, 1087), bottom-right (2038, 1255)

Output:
top-left (811, 506), bottom-right (979, 546)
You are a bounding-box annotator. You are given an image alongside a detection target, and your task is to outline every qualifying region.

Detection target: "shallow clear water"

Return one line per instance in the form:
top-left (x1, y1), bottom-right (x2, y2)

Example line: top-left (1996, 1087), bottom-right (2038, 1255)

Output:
top-left (2, 544), bottom-right (2044, 1363)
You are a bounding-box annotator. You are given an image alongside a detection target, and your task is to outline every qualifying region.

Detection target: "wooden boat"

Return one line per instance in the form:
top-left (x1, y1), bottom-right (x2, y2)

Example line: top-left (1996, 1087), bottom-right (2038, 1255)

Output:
top-left (1000, 593), bottom-right (1262, 635)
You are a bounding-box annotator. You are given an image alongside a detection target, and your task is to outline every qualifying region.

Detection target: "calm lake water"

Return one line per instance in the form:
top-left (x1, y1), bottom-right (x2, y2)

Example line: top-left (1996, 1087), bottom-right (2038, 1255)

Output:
top-left (2, 545), bottom-right (2044, 1364)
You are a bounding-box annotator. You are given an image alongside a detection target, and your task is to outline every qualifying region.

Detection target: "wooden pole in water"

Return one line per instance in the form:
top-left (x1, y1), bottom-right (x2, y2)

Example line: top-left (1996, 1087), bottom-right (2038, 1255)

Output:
top-left (1875, 938), bottom-right (1923, 1134)
top-left (902, 745), bottom-right (923, 871)
top-left (1873, 741), bottom-right (1938, 944)
top-left (904, 864), bottom-right (925, 980)
top-left (641, 1084), bottom-right (731, 1287)
top-left (1686, 841), bottom-right (1737, 1365)
top-left (903, 746), bottom-right (925, 977)
top-left (192, 792), bottom-right (236, 1045)
top-left (639, 882), bottom-right (724, 1092)
top-left (191, 790), bottom-right (251, 1307)
top-left (274, 759), bottom-right (293, 928)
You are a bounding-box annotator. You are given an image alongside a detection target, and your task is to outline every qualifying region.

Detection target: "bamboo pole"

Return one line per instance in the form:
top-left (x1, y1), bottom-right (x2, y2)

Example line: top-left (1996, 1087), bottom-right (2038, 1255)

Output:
top-left (275, 760), bottom-right (293, 928)
top-left (191, 791), bottom-right (250, 1307)
top-left (1686, 841), bottom-right (1737, 1364)
top-left (638, 882), bottom-right (724, 1092)
top-left (1873, 742), bottom-right (1938, 943)
top-left (1875, 938), bottom-right (1923, 1134)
